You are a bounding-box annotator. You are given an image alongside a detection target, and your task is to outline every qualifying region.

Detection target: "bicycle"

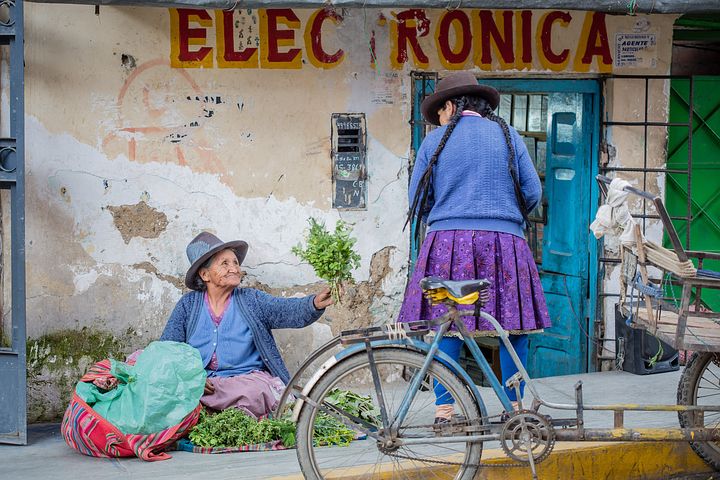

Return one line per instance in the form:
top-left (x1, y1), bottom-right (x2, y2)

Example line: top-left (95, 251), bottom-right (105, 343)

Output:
top-left (274, 271), bottom-right (720, 480)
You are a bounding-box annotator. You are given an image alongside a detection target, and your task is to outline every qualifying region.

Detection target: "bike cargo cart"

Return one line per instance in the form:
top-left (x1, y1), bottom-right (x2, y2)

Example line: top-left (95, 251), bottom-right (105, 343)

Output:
top-left (595, 173), bottom-right (720, 468)
top-left (274, 175), bottom-right (720, 479)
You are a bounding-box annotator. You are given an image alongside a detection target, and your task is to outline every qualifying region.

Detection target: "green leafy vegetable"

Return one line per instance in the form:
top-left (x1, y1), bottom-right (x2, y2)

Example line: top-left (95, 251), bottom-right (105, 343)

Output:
top-left (310, 389), bottom-right (381, 447)
top-left (311, 412), bottom-right (355, 447)
top-left (187, 388), bottom-right (379, 449)
top-left (326, 389), bottom-right (381, 426)
top-left (188, 408), bottom-right (297, 448)
top-left (292, 218), bottom-right (361, 304)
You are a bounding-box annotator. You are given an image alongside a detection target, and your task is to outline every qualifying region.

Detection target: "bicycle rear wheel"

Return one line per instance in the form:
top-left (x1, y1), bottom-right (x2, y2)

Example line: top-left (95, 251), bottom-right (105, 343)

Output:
top-left (678, 351), bottom-right (720, 469)
top-left (296, 347), bottom-right (483, 480)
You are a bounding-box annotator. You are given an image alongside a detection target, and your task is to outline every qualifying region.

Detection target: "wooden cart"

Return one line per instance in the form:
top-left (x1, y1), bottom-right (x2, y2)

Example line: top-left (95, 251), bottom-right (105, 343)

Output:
top-left (597, 175), bottom-right (720, 351)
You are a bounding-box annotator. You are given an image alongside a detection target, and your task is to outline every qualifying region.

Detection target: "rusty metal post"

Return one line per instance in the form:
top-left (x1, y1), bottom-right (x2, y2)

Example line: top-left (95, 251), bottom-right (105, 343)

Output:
top-left (575, 381), bottom-right (585, 439)
top-left (613, 410), bottom-right (624, 429)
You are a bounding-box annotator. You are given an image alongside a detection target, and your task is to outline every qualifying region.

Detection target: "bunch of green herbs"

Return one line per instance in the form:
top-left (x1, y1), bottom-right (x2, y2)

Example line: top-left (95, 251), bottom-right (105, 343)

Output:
top-left (325, 389), bottom-right (381, 426)
top-left (187, 388), bottom-right (379, 449)
top-left (188, 408), bottom-right (296, 448)
top-left (292, 218), bottom-right (361, 304)
top-left (311, 389), bottom-right (380, 447)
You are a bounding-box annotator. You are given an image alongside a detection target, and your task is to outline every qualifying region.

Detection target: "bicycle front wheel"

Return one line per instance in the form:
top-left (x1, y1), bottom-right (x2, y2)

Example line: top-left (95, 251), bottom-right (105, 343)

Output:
top-left (296, 347), bottom-right (483, 480)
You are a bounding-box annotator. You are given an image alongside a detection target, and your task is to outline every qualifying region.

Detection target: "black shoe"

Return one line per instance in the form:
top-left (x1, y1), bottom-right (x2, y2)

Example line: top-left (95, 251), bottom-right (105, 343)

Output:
top-left (435, 414), bottom-right (467, 424)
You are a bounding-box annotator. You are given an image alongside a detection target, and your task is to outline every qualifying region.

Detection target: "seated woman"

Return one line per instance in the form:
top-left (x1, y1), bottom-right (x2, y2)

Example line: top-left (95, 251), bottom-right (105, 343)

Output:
top-left (160, 231), bottom-right (333, 419)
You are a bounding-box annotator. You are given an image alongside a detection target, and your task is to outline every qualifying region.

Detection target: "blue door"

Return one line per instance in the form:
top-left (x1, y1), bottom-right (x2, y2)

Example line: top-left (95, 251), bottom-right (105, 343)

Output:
top-left (531, 91), bottom-right (596, 377)
top-left (410, 77), bottom-right (599, 378)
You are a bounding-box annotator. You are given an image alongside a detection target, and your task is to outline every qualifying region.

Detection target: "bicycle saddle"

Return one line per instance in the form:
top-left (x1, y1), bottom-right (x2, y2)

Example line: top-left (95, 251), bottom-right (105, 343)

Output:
top-left (419, 276), bottom-right (490, 299)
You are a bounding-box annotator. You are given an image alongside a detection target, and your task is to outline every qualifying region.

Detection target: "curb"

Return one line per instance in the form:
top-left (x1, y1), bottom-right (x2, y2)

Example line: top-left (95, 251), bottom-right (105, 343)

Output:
top-left (477, 441), bottom-right (714, 480)
top-left (270, 441), bottom-right (714, 480)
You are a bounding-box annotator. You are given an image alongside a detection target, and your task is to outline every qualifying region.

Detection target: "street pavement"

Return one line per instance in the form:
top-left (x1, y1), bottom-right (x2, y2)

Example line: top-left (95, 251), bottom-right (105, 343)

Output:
top-left (0, 368), bottom-right (710, 480)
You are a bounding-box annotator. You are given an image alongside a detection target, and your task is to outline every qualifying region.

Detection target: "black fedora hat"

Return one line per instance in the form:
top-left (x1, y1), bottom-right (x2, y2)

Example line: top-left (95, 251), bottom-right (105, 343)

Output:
top-left (184, 231), bottom-right (248, 290)
top-left (421, 71), bottom-right (500, 126)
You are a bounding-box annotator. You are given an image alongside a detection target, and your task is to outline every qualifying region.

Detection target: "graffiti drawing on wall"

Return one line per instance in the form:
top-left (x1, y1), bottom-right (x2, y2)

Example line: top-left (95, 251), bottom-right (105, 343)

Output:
top-left (101, 58), bottom-right (242, 173)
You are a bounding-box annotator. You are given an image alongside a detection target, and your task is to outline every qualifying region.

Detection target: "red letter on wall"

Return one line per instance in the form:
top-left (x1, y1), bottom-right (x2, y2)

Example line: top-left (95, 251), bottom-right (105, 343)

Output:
top-left (477, 10), bottom-right (515, 69)
top-left (305, 8), bottom-right (345, 69)
top-left (436, 10), bottom-right (471, 69)
top-left (170, 8), bottom-right (213, 68)
top-left (260, 9), bottom-right (302, 69)
top-left (391, 9), bottom-right (430, 69)
top-left (216, 10), bottom-right (258, 68)
top-left (577, 12), bottom-right (612, 72)
top-left (538, 10), bottom-right (572, 71)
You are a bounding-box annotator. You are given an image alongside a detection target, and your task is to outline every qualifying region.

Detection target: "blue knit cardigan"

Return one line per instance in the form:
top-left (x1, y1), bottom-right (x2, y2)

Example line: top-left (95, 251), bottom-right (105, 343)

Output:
top-left (160, 288), bottom-right (324, 384)
top-left (411, 115), bottom-right (542, 237)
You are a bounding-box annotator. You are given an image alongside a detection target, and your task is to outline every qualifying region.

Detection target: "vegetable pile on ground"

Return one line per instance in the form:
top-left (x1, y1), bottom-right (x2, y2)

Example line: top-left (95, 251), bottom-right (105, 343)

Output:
top-left (292, 218), bottom-right (361, 304)
top-left (310, 389), bottom-right (382, 447)
top-left (187, 389), bottom-right (380, 449)
top-left (188, 408), bottom-right (297, 448)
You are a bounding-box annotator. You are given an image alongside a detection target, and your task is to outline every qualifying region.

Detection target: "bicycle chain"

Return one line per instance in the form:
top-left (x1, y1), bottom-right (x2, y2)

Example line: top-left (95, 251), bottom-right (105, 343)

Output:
top-left (385, 414), bottom-right (529, 469)
top-left (386, 450), bottom-right (528, 469)
top-left (384, 412), bottom-right (555, 469)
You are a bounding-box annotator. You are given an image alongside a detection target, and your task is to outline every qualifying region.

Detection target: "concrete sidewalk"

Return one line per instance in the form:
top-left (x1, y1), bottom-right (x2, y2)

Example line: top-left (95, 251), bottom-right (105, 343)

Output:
top-left (1, 369), bottom-right (716, 480)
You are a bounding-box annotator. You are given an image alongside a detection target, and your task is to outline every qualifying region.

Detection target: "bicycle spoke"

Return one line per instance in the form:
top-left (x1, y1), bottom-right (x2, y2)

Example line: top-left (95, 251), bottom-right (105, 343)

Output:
top-left (702, 365), bottom-right (720, 385)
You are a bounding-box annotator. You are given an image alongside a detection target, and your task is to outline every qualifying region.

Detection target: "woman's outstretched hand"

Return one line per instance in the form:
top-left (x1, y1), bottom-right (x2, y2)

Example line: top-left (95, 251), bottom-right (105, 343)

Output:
top-left (313, 286), bottom-right (334, 310)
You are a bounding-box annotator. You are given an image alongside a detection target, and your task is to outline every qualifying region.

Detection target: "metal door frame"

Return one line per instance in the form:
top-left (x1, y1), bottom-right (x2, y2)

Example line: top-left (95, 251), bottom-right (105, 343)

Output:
top-left (0, 0), bottom-right (27, 445)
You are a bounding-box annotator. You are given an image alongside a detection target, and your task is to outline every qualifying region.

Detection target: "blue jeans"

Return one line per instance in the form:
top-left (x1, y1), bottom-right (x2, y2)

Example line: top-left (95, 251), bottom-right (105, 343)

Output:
top-left (434, 335), bottom-right (529, 406)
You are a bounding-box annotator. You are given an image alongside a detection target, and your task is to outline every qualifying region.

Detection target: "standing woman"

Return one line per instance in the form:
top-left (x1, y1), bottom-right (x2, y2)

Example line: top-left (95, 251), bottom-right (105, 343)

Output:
top-left (398, 71), bottom-right (551, 422)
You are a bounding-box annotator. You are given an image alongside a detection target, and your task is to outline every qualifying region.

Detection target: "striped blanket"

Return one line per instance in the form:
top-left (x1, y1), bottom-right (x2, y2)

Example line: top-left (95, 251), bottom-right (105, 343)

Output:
top-left (174, 437), bottom-right (289, 454)
top-left (61, 358), bottom-right (202, 461)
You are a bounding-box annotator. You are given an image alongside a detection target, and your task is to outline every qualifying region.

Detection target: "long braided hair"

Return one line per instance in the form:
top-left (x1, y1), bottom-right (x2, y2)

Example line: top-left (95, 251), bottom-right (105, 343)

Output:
top-left (406, 94), bottom-right (531, 246)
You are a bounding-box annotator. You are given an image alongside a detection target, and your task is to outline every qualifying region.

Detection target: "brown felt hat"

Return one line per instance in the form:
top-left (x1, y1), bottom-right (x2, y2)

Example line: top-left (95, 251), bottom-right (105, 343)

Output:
top-left (184, 231), bottom-right (248, 290)
top-left (421, 71), bottom-right (500, 126)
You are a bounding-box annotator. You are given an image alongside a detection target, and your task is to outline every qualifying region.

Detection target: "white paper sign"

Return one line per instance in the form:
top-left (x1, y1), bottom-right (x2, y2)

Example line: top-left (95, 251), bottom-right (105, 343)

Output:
top-left (615, 33), bottom-right (657, 68)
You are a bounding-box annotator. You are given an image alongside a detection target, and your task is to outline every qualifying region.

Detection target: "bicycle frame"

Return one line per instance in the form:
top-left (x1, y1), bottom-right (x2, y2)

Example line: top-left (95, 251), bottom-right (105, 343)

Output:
top-left (277, 301), bottom-right (720, 447)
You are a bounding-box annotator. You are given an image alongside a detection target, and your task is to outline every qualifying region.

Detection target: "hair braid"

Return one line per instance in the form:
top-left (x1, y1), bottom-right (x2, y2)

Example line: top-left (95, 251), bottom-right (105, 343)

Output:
top-left (484, 107), bottom-right (531, 226)
top-left (406, 97), bottom-right (466, 244)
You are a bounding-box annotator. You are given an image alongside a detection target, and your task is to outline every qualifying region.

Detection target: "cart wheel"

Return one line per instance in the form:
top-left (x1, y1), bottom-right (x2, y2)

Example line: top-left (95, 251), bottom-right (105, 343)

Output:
top-left (677, 351), bottom-right (720, 470)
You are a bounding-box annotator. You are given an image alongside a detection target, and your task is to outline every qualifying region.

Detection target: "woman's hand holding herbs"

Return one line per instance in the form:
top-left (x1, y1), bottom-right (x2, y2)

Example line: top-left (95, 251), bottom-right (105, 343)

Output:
top-left (313, 286), bottom-right (334, 310)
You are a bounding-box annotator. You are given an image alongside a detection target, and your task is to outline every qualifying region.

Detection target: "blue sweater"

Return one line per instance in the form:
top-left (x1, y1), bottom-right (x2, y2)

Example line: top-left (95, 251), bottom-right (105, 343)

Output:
top-left (160, 288), bottom-right (324, 384)
top-left (187, 293), bottom-right (265, 378)
top-left (410, 115), bottom-right (542, 238)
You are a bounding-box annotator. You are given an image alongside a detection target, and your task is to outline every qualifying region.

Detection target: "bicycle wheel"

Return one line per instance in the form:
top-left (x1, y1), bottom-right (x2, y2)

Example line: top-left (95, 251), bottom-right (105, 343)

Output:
top-left (677, 351), bottom-right (720, 469)
top-left (296, 347), bottom-right (483, 480)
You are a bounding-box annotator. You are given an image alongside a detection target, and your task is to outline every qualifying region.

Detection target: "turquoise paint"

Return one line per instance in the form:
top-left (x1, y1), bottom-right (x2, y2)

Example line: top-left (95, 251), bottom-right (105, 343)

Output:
top-left (410, 76), bottom-right (435, 265)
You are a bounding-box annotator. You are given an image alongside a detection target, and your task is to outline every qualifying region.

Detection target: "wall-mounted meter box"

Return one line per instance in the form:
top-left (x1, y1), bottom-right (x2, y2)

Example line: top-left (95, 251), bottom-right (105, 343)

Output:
top-left (331, 113), bottom-right (366, 210)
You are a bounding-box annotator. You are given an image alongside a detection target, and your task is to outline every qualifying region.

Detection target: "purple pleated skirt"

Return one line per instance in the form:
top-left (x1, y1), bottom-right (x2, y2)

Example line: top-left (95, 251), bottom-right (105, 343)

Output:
top-left (398, 230), bottom-right (551, 335)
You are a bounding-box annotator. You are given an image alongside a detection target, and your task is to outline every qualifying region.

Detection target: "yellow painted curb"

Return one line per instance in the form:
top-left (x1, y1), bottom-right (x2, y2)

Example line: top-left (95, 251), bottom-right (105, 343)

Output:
top-left (269, 441), bottom-right (714, 480)
top-left (477, 441), bottom-right (714, 480)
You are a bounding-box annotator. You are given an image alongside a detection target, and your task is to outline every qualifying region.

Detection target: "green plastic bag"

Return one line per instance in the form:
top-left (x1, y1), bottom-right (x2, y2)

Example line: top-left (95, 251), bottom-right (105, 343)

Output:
top-left (76, 341), bottom-right (206, 435)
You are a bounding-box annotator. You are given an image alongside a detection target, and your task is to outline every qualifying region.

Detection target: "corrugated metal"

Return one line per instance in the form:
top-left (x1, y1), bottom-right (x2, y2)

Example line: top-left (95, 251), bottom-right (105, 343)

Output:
top-left (25, 0), bottom-right (720, 14)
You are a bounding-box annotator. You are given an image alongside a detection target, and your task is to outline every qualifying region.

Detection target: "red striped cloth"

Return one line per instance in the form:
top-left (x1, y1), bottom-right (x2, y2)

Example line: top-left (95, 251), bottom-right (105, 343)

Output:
top-left (174, 437), bottom-right (289, 454)
top-left (61, 358), bottom-right (202, 461)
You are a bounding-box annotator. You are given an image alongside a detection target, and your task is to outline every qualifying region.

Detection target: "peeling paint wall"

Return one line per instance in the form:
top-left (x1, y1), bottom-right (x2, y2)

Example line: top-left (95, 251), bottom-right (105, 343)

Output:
top-left (20, 5), bottom-right (676, 419)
